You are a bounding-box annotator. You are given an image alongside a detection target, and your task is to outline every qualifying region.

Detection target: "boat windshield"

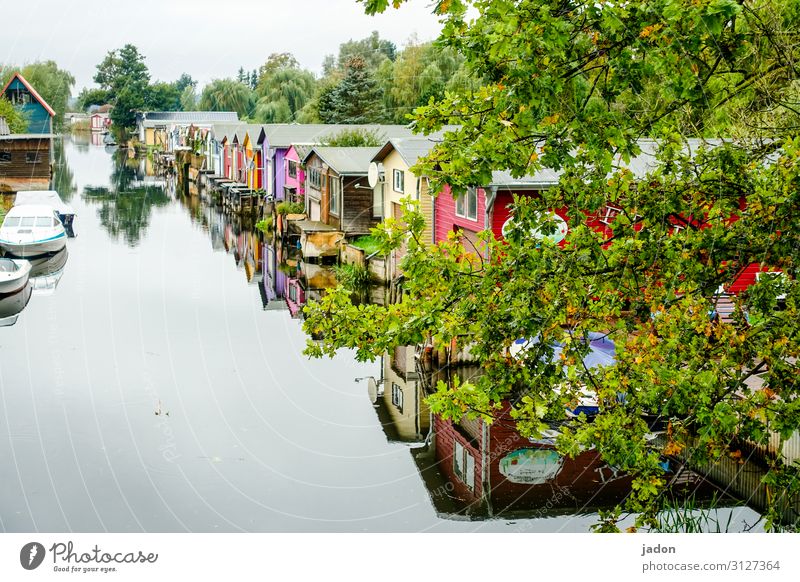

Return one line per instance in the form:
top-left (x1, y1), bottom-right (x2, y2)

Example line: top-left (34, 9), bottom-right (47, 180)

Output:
top-left (35, 217), bottom-right (52, 227)
top-left (3, 217), bottom-right (20, 227)
top-left (19, 217), bottom-right (35, 227)
top-left (0, 260), bottom-right (18, 272)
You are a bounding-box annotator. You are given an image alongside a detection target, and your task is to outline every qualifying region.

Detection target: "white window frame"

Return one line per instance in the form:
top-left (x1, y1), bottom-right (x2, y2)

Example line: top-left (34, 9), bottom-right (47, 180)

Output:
top-left (599, 204), bottom-right (622, 225)
top-left (329, 176), bottom-right (341, 215)
top-left (393, 168), bottom-right (404, 194)
top-left (391, 382), bottom-right (403, 413)
top-left (455, 188), bottom-right (478, 221)
top-left (307, 167), bottom-right (322, 191)
top-left (453, 440), bottom-right (476, 491)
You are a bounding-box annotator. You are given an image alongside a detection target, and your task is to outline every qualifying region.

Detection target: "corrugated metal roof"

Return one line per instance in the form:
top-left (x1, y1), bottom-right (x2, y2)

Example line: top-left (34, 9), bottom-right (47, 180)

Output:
top-left (212, 122), bottom-right (253, 142)
top-left (489, 138), bottom-right (740, 188)
top-left (0, 133), bottom-right (54, 141)
top-left (144, 111), bottom-right (239, 123)
top-left (262, 124), bottom-right (440, 148)
top-left (372, 137), bottom-right (446, 167)
top-left (304, 146), bottom-right (382, 175)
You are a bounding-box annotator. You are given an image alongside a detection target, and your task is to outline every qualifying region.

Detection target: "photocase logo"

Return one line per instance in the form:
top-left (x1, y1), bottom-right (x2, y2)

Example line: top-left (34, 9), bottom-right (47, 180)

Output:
top-left (20, 542), bottom-right (46, 570)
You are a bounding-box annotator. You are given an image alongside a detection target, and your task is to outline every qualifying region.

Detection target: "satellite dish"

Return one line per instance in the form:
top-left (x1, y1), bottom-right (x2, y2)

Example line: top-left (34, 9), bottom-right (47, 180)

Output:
top-left (502, 212), bottom-right (568, 243)
top-left (368, 162), bottom-right (383, 188)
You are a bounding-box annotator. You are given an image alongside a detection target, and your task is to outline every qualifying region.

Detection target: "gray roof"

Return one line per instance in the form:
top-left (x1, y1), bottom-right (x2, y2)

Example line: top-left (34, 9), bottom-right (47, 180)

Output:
top-left (490, 138), bottom-right (739, 188)
top-left (0, 133), bottom-right (54, 141)
top-left (372, 137), bottom-right (446, 167)
top-left (143, 111), bottom-right (239, 123)
top-left (263, 124), bottom-right (410, 148)
top-left (304, 147), bottom-right (383, 175)
top-left (212, 122), bottom-right (257, 142)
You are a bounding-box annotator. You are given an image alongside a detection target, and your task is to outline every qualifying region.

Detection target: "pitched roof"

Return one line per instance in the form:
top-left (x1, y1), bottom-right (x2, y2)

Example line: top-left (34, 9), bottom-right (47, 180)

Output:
top-left (488, 138), bottom-right (737, 189)
top-left (1, 72), bottom-right (56, 117)
top-left (303, 146), bottom-right (382, 175)
top-left (371, 137), bottom-right (444, 167)
top-left (143, 111), bottom-right (239, 123)
top-left (261, 124), bottom-right (446, 148)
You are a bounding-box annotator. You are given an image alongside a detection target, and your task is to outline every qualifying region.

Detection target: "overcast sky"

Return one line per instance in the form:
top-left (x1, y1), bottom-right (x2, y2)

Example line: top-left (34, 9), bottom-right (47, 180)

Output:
top-left (1, 0), bottom-right (443, 91)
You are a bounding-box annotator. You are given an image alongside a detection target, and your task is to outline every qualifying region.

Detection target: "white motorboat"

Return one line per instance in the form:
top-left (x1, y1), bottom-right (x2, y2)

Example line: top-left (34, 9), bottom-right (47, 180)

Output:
top-left (0, 257), bottom-right (32, 294)
top-left (0, 204), bottom-right (68, 257)
top-left (14, 190), bottom-right (76, 235)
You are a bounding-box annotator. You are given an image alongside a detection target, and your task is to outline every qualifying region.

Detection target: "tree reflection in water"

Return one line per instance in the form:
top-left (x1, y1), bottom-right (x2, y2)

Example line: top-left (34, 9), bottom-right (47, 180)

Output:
top-left (82, 149), bottom-right (170, 246)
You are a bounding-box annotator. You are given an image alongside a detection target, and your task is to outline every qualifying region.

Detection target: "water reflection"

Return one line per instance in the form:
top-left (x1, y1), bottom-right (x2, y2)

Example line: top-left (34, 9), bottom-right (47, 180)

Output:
top-left (28, 247), bottom-right (68, 296)
top-left (82, 149), bottom-right (171, 246)
top-left (0, 282), bottom-right (33, 327)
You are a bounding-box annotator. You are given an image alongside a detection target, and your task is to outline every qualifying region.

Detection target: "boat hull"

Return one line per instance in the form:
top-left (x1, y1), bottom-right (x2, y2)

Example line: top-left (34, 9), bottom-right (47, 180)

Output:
top-left (0, 261), bottom-right (31, 294)
top-left (0, 234), bottom-right (67, 258)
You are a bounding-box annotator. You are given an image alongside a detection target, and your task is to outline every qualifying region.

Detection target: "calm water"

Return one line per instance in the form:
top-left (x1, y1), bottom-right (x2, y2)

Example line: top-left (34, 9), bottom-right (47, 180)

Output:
top-left (0, 137), bottom-right (761, 532)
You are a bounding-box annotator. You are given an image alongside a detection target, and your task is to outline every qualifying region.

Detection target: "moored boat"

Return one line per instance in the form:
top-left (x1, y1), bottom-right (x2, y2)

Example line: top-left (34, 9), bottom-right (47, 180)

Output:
top-left (0, 204), bottom-right (68, 257)
top-left (0, 257), bottom-right (32, 294)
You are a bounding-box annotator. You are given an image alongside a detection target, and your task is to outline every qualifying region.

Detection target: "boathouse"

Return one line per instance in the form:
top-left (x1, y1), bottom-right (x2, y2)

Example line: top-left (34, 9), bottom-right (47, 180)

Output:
top-left (2, 73), bottom-right (55, 134)
top-left (302, 146), bottom-right (381, 235)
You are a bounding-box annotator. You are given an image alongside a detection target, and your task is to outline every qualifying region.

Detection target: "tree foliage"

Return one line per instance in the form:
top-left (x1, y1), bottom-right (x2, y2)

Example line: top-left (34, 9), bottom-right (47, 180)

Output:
top-left (76, 87), bottom-right (111, 111)
top-left (253, 55), bottom-right (316, 123)
top-left (319, 127), bottom-right (385, 147)
top-left (198, 78), bottom-right (254, 118)
top-left (0, 97), bottom-right (26, 133)
top-left (318, 56), bottom-right (384, 123)
top-left (307, 0), bottom-right (800, 530)
top-left (94, 44), bottom-right (151, 134)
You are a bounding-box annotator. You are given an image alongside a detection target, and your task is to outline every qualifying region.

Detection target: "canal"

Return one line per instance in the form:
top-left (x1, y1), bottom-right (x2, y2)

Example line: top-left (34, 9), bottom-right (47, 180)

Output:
top-left (0, 136), bottom-right (762, 532)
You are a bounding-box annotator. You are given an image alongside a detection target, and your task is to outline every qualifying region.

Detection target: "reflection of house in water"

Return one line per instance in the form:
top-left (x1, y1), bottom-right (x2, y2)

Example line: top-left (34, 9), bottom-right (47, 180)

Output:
top-left (370, 346), bottom-right (430, 444)
top-left (261, 239), bottom-right (288, 311)
top-left (413, 405), bottom-right (636, 520)
top-left (406, 366), bottom-right (709, 521)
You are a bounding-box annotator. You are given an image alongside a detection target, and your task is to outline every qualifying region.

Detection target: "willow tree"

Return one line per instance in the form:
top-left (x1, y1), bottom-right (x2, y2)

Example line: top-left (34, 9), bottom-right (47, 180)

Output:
top-left (304, 0), bottom-right (800, 529)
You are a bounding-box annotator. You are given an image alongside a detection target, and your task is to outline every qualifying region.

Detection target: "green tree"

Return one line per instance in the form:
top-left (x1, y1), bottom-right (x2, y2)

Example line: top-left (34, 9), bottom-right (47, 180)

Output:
top-left (19, 61), bottom-right (75, 131)
top-left (253, 65), bottom-right (316, 123)
top-left (198, 79), bottom-right (254, 118)
top-left (146, 81), bottom-right (181, 111)
top-left (93, 44), bottom-right (150, 136)
top-left (338, 31), bottom-right (397, 70)
top-left (318, 56), bottom-right (384, 124)
top-left (180, 85), bottom-right (197, 111)
top-left (76, 87), bottom-right (111, 111)
top-left (319, 127), bottom-right (385, 147)
top-left (308, 0), bottom-right (800, 531)
top-left (0, 97), bottom-right (26, 133)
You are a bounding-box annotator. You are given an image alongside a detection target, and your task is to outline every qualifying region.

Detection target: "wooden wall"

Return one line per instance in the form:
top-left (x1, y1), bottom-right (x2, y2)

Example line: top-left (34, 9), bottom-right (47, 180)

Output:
top-left (0, 138), bottom-right (51, 180)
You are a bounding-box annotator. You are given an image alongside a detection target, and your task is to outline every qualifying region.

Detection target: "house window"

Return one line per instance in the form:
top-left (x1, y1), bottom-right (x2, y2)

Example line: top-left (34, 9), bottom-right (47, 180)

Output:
top-left (393, 169), bottom-right (404, 193)
top-left (0, 152), bottom-right (11, 164)
top-left (453, 440), bottom-right (476, 490)
top-left (9, 89), bottom-right (31, 105)
top-left (599, 204), bottom-right (622, 225)
top-left (25, 152), bottom-right (41, 164)
top-left (329, 176), bottom-right (341, 215)
top-left (455, 188), bottom-right (478, 221)
top-left (307, 167), bottom-right (322, 190)
top-left (287, 160), bottom-right (298, 179)
top-left (391, 383), bottom-right (403, 413)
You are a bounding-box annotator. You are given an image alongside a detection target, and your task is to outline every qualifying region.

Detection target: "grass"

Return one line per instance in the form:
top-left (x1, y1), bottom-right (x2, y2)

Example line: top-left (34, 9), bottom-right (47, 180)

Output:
top-left (255, 216), bottom-right (273, 233)
top-left (334, 263), bottom-right (372, 289)
top-left (350, 234), bottom-right (383, 256)
top-left (276, 201), bottom-right (305, 215)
